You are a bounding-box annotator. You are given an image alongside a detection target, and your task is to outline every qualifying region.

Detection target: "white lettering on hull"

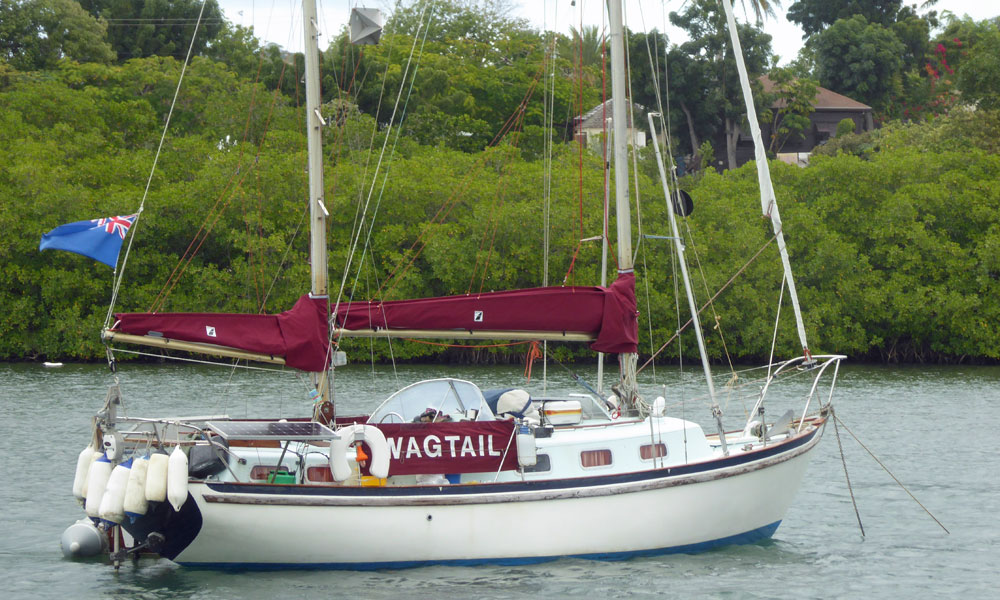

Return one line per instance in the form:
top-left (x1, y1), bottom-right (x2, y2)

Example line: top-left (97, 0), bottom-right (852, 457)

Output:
top-left (405, 437), bottom-right (422, 459)
top-left (423, 435), bottom-right (442, 458)
top-left (387, 437), bottom-right (403, 460)
top-left (383, 434), bottom-right (506, 459)
top-left (460, 436), bottom-right (475, 457)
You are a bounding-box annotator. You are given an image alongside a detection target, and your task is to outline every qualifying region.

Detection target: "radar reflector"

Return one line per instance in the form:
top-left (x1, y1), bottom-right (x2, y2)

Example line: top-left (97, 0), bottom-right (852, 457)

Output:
top-left (673, 189), bottom-right (694, 217)
top-left (351, 8), bottom-right (383, 45)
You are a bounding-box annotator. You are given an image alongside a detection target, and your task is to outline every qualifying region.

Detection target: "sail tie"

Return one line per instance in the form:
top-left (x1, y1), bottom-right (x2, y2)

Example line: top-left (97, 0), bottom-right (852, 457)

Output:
top-left (523, 341), bottom-right (543, 382)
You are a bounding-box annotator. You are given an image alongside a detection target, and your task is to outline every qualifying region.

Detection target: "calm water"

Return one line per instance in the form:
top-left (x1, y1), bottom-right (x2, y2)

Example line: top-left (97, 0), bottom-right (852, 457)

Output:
top-left (0, 361), bottom-right (996, 598)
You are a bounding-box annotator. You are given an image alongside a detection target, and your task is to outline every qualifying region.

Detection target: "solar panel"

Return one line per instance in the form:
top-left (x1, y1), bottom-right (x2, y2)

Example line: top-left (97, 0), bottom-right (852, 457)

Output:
top-left (206, 420), bottom-right (339, 441)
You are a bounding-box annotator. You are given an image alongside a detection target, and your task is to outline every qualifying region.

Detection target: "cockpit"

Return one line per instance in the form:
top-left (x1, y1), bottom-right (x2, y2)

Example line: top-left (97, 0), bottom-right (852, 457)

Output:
top-left (367, 378), bottom-right (496, 424)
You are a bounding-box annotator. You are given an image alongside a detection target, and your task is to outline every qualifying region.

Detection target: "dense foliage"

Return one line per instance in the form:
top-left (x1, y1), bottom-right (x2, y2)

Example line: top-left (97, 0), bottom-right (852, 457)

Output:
top-left (2, 0), bottom-right (1000, 366)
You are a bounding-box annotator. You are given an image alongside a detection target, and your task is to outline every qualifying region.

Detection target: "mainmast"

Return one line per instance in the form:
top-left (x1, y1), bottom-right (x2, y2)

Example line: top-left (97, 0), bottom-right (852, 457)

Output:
top-left (304, 0), bottom-right (328, 298)
top-left (607, 0), bottom-right (638, 406)
top-left (303, 0), bottom-right (330, 401)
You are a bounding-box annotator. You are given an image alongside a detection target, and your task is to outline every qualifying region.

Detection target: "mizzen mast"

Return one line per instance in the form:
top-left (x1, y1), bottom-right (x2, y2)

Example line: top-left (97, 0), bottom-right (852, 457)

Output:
top-left (720, 0), bottom-right (810, 359)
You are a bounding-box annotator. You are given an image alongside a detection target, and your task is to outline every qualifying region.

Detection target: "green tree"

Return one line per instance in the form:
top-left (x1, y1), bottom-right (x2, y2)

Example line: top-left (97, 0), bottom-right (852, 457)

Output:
top-left (957, 25), bottom-right (1000, 111)
top-left (203, 21), bottom-right (262, 81)
top-left (80, 0), bottom-right (223, 61)
top-left (787, 0), bottom-right (904, 37)
top-left (669, 0), bottom-right (773, 168)
top-left (387, 0), bottom-right (531, 59)
top-left (736, 0), bottom-right (781, 24)
top-left (760, 66), bottom-right (818, 154)
top-left (0, 0), bottom-right (115, 70)
top-left (835, 117), bottom-right (855, 137)
top-left (566, 25), bottom-right (605, 68)
top-left (625, 28), bottom-right (668, 116)
top-left (325, 8), bottom-right (590, 156)
top-left (812, 15), bottom-right (905, 114)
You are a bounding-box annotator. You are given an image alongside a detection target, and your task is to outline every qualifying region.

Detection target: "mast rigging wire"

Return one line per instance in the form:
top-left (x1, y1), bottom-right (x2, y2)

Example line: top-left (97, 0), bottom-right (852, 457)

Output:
top-left (105, 0), bottom-right (209, 327)
top-left (332, 1), bottom-right (430, 323)
top-left (639, 233), bottom-right (777, 373)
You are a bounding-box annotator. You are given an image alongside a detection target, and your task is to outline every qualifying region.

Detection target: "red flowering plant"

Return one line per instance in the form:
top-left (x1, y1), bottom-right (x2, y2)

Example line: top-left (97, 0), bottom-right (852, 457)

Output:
top-left (902, 37), bottom-right (964, 120)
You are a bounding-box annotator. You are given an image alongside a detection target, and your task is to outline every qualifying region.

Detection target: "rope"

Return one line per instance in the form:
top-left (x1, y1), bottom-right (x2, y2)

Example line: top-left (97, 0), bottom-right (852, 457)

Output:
top-left (109, 348), bottom-right (290, 372)
top-left (834, 412), bottom-right (950, 534)
top-left (150, 38), bottom-right (294, 314)
top-left (523, 341), bottom-right (543, 381)
top-left (682, 218), bottom-right (737, 376)
top-left (767, 273), bottom-right (787, 381)
top-left (562, 1), bottom-right (588, 284)
top-left (334, 3), bottom-right (430, 318)
top-left (400, 339), bottom-right (535, 350)
top-left (639, 234), bottom-right (777, 373)
top-left (375, 59), bottom-right (547, 301)
top-left (831, 406), bottom-right (865, 538)
top-left (105, 0), bottom-right (209, 326)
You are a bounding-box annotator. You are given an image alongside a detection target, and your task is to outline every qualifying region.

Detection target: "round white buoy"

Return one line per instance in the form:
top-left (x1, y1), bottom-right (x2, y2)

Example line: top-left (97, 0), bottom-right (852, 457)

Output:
top-left (124, 455), bottom-right (149, 519)
top-left (145, 452), bottom-right (169, 503)
top-left (60, 518), bottom-right (108, 558)
top-left (84, 453), bottom-right (112, 518)
top-left (167, 445), bottom-right (189, 512)
top-left (72, 445), bottom-right (98, 502)
top-left (99, 459), bottom-right (131, 524)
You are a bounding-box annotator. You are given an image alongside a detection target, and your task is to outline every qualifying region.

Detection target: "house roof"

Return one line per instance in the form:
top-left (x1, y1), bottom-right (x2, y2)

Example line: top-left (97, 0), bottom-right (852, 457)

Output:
top-left (577, 98), bottom-right (645, 130)
top-left (760, 75), bottom-right (871, 111)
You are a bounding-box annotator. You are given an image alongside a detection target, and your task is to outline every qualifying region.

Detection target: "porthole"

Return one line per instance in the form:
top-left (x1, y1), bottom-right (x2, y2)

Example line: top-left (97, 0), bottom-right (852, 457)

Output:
top-left (580, 449), bottom-right (612, 468)
top-left (640, 443), bottom-right (667, 460)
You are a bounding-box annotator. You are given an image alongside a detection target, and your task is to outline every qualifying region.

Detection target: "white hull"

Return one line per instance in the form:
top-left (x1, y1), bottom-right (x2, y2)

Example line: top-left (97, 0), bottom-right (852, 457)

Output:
top-left (170, 425), bottom-right (822, 568)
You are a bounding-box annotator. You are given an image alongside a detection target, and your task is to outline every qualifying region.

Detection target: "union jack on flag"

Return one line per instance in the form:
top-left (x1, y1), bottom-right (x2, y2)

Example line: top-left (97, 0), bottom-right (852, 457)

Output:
top-left (40, 213), bottom-right (139, 268)
top-left (94, 215), bottom-right (136, 239)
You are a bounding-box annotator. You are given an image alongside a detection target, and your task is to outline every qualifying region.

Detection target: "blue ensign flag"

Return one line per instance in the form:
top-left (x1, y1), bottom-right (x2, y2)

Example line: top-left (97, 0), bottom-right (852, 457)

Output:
top-left (39, 215), bottom-right (137, 268)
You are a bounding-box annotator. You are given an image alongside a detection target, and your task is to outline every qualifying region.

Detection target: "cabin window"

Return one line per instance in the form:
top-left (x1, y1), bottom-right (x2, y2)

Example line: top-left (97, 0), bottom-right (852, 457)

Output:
top-left (580, 449), bottom-right (612, 468)
top-left (306, 466), bottom-right (335, 482)
top-left (640, 443), bottom-right (667, 460)
top-left (523, 454), bottom-right (551, 473)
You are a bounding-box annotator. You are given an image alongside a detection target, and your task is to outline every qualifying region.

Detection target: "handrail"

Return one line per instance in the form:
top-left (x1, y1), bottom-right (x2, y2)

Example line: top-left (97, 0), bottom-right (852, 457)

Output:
top-left (743, 355), bottom-right (846, 436)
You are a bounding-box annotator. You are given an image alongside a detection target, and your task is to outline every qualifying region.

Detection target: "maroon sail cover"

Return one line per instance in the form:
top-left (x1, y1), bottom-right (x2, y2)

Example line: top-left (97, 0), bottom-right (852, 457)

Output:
top-left (110, 295), bottom-right (329, 371)
top-left (375, 421), bottom-right (519, 475)
top-left (335, 272), bottom-right (638, 354)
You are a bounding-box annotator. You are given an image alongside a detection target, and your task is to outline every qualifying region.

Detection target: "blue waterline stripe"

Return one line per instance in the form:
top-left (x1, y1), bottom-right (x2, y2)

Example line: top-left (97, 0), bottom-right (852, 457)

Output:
top-left (178, 521), bottom-right (782, 571)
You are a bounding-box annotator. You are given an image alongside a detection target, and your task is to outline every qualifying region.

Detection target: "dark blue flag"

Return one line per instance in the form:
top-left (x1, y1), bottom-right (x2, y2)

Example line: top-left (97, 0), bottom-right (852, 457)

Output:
top-left (39, 215), bottom-right (137, 268)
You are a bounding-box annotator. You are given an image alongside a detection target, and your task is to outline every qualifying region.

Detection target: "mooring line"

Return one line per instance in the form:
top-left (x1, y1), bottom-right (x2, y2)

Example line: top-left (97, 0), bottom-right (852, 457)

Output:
top-left (831, 407), bottom-right (864, 537)
top-left (834, 412), bottom-right (950, 534)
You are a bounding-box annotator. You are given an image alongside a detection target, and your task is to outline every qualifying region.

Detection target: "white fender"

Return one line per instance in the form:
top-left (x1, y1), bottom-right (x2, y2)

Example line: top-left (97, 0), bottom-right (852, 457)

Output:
top-left (80, 448), bottom-right (100, 499)
top-left (516, 425), bottom-right (537, 467)
top-left (124, 455), bottom-right (149, 518)
top-left (329, 424), bottom-right (390, 482)
top-left (145, 452), bottom-right (169, 503)
top-left (167, 445), bottom-right (189, 511)
top-left (72, 445), bottom-right (98, 502)
top-left (84, 453), bottom-right (112, 518)
top-left (99, 459), bottom-right (131, 524)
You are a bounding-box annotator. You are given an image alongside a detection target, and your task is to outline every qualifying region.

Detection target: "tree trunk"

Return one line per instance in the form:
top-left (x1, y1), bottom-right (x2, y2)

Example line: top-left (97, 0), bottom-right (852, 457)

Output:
top-left (679, 101), bottom-right (699, 156)
top-left (724, 116), bottom-right (737, 170)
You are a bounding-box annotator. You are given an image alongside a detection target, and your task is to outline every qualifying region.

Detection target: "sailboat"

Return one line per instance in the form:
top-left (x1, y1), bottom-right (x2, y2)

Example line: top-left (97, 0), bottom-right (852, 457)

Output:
top-left (65, 0), bottom-right (845, 568)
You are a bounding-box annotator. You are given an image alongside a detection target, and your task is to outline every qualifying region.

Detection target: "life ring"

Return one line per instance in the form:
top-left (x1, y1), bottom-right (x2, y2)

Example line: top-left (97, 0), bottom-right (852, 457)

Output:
top-left (329, 424), bottom-right (390, 482)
